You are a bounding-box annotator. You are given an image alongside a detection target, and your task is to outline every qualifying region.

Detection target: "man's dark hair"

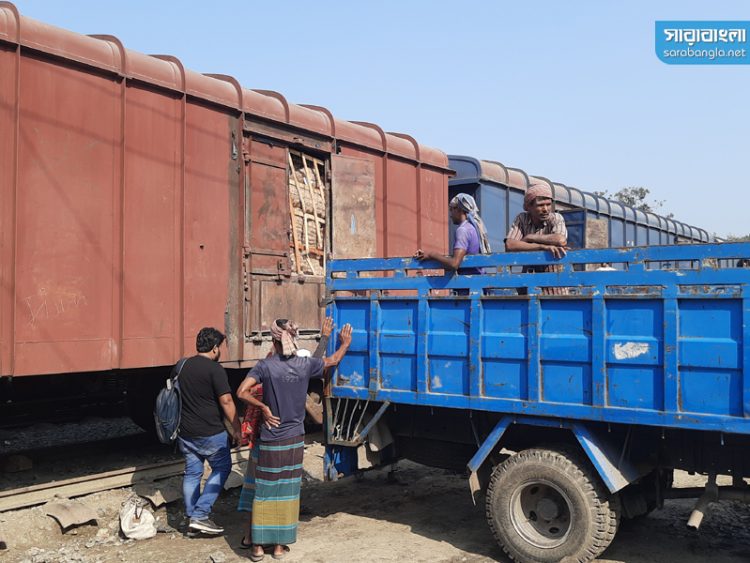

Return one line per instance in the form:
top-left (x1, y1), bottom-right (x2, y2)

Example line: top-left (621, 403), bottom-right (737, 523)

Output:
top-left (196, 327), bottom-right (225, 353)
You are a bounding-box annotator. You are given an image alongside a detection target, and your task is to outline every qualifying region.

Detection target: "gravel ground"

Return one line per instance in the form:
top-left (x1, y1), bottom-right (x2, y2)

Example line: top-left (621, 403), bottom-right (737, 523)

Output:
top-left (1, 440), bottom-right (750, 563)
top-left (1, 419), bottom-right (750, 562)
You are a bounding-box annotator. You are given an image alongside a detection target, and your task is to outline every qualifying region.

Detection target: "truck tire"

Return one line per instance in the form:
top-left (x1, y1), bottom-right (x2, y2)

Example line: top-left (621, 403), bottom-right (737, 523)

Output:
top-left (486, 447), bottom-right (619, 563)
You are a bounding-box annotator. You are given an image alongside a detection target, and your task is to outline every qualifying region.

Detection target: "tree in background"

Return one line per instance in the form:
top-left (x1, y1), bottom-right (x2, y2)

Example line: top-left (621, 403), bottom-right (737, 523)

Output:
top-left (594, 187), bottom-right (673, 218)
top-left (592, 187), bottom-right (750, 241)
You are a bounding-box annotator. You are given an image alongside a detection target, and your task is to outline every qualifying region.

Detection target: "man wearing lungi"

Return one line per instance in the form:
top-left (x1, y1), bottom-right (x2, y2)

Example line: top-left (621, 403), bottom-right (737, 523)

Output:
top-left (236, 317), bottom-right (334, 551)
top-left (237, 318), bottom-right (352, 561)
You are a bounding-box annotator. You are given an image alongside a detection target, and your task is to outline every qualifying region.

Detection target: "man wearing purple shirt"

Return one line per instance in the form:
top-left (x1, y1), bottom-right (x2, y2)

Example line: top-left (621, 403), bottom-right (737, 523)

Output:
top-left (414, 193), bottom-right (490, 274)
top-left (453, 219), bottom-right (483, 275)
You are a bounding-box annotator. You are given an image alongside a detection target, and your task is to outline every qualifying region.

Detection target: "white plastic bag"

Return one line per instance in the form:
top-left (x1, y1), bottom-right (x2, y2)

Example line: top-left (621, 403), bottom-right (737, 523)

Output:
top-left (119, 495), bottom-right (157, 540)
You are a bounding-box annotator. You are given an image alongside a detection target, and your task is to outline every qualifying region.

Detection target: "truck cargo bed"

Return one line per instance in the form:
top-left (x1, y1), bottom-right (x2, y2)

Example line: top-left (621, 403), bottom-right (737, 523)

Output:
top-left (327, 243), bottom-right (750, 434)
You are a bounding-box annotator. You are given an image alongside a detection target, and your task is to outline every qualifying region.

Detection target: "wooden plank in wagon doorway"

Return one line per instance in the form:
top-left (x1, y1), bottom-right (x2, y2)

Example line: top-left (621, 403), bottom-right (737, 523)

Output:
top-left (331, 155), bottom-right (376, 260)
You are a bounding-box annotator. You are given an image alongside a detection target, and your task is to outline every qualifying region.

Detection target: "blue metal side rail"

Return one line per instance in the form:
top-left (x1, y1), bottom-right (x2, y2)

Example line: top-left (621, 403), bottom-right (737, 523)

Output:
top-left (326, 243), bottom-right (750, 434)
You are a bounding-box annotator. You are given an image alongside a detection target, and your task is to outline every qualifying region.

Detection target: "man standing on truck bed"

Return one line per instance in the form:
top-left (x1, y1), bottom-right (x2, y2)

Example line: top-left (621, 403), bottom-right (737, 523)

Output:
top-left (177, 327), bottom-right (241, 536)
top-left (505, 183), bottom-right (569, 295)
top-left (414, 193), bottom-right (491, 273)
top-left (237, 318), bottom-right (352, 561)
top-left (505, 183), bottom-right (568, 258)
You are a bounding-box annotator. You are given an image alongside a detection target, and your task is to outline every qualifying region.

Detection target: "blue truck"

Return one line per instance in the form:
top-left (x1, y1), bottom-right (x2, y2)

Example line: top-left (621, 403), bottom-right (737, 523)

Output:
top-left (322, 242), bottom-right (750, 563)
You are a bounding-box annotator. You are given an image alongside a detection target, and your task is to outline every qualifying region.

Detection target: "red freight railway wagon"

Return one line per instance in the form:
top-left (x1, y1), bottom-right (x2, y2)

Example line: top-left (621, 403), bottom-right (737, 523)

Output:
top-left (0, 2), bottom-right (450, 424)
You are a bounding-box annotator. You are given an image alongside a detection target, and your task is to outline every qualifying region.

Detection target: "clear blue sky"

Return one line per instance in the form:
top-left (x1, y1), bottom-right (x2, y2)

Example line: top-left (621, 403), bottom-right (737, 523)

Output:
top-left (11, 1), bottom-right (750, 237)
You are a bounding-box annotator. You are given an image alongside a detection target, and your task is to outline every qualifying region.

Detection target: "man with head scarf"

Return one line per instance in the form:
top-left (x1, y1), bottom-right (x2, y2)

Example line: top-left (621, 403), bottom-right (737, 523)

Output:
top-left (235, 318), bottom-right (333, 551)
top-left (506, 184), bottom-right (569, 295)
top-left (236, 319), bottom-right (352, 561)
top-left (414, 193), bottom-right (491, 274)
top-left (505, 184), bottom-right (568, 258)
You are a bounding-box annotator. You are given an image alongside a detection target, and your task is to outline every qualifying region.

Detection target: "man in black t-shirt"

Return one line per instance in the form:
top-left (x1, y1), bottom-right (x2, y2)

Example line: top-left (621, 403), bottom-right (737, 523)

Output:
top-left (177, 327), bottom-right (241, 536)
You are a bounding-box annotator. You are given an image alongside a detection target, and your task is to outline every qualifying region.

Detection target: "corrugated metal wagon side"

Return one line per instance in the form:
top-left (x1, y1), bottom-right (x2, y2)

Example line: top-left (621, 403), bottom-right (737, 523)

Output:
top-left (0, 5), bottom-right (240, 376)
top-left (0, 1), bottom-right (452, 427)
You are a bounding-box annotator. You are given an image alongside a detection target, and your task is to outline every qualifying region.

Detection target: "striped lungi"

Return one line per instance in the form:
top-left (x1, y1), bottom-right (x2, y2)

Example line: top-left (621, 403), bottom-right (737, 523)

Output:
top-left (251, 436), bottom-right (305, 545)
top-left (237, 443), bottom-right (260, 512)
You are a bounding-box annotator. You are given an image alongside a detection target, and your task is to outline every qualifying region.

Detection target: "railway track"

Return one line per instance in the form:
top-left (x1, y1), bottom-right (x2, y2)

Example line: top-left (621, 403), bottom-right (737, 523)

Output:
top-left (0, 446), bottom-right (251, 512)
top-left (0, 415), bottom-right (148, 462)
top-left (2, 418), bottom-right (181, 507)
top-left (0, 396), bottom-right (128, 431)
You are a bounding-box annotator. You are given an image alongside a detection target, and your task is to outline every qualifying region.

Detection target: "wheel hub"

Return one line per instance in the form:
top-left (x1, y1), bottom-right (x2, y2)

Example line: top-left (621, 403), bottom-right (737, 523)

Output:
top-left (510, 480), bottom-right (573, 549)
top-left (535, 497), bottom-right (561, 521)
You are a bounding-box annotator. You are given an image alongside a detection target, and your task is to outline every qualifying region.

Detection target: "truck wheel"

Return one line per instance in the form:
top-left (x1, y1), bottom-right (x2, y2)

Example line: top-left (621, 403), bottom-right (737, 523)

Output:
top-left (486, 447), bottom-right (618, 563)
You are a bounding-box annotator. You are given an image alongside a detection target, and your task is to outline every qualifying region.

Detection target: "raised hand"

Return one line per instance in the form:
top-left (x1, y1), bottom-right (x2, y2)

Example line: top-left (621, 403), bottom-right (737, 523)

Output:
top-left (321, 316), bottom-right (333, 337)
top-left (339, 323), bottom-right (353, 346)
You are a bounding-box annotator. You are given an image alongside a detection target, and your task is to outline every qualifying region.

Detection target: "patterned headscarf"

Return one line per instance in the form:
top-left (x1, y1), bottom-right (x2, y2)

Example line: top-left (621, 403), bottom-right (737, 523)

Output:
top-left (450, 193), bottom-right (492, 254)
top-left (270, 319), bottom-right (299, 357)
top-left (524, 184), bottom-right (553, 211)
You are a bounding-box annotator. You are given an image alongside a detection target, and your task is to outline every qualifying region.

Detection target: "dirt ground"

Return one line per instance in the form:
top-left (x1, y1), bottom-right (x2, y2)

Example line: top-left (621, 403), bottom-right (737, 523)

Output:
top-left (2, 441), bottom-right (750, 563)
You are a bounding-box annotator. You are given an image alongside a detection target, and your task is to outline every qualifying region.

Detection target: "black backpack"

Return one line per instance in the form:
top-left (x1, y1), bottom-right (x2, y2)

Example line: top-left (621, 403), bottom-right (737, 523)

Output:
top-left (153, 357), bottom-right (188, 445)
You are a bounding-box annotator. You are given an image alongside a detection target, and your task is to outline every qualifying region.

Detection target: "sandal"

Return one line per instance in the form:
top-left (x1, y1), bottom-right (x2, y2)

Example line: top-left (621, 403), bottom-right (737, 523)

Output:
top-left (239, 538), bottom-right (253, 550)
top-left (249, 548), bottom-right (265, 562)
top-left (271, 545), bottom-right (290, 560)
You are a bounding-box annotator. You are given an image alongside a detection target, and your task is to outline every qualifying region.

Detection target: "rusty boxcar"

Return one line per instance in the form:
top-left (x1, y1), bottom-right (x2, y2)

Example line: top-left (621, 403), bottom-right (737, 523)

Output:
top-left (0, 2), bottom-right (450, 424)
